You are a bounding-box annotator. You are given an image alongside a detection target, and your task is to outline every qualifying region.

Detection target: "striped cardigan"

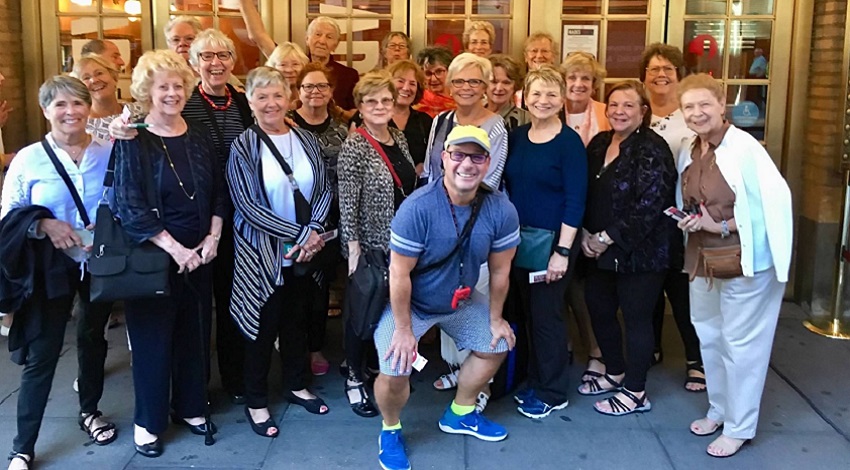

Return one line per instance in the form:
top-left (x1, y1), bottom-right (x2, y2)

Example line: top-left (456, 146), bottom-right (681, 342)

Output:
top-left (227, 126), bottom-right (332, 340)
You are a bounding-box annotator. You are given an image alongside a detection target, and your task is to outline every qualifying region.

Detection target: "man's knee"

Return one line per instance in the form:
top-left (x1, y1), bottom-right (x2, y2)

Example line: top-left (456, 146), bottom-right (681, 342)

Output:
top-left (376, 373), bottom-right (409, 394)
top-left (469, 350), bottom-right (507, 363)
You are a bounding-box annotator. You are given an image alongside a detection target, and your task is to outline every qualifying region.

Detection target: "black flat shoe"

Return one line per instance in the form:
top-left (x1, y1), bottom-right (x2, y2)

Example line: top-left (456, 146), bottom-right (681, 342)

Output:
top-left (170, 412), bottom-right (217, 436)
top-left (134, 438), bottom-right (163, 458)
top-left (284, 390), bottom-right (330, 415)
top-left (345, 381), bottom-right (379, 418)
top-left (244, 406), bottom-right (279, 438)
top-left (230, 394), bottom-right (247, 405)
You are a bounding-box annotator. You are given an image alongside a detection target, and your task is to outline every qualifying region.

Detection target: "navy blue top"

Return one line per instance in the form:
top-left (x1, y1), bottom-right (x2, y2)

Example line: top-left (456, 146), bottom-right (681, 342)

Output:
top-left (504, 124), bottom-right (588, 232)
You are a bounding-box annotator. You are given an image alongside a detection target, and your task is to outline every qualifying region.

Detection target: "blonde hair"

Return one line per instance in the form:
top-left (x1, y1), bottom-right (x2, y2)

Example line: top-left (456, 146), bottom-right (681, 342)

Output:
top-left (561, 52), bottom-right (607, 85)
top-left (130, 49), bottom-right (196, 113)
top-left (678, 73), bottom-right (725, 103)
top-left (164, 15), bottom-right (202, 37)
top-left (188, 29), bottom-right (237, 67)
top-left (306, 16), bottom-right (341, 39)
top-left (353, 71), bottom-right (398, 108)
top-left (447, 52), bottom-right (493, 84)
top-left (463, 21), bottom-right (496, 49)
top-left (72, 53), bottom-right (120, 83)
top-left (524, 32), bottom-right (555, 52)
top-left (266, 42), bottom-right (309, 69)
top-left (246, 66), bottom-right (290, 101)
top-left (524, 64), bottom-right (565, 98)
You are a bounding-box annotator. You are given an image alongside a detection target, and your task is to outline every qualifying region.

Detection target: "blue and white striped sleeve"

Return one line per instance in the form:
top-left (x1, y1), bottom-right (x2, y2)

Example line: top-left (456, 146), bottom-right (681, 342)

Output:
top-left (389, 201), bottom-right (426, 257)
top-left (491, 199), bottom-right (520, 253)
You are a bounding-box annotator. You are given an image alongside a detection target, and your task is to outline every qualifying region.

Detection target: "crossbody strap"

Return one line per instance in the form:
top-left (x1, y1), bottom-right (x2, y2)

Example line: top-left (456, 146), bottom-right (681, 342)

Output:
top-left (356, 127), bottom-right (403, 189)
top-left (414, 188), bottom-right (487, 275)
top-left (252, 125), bottom-right (313, 222)
top-left (42, 138), bottom-right (91, 227)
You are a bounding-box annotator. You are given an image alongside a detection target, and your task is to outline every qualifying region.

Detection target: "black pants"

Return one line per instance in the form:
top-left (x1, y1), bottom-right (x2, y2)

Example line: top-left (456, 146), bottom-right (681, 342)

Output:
top-left (244, 272), bottom-right (312, 409)
top-left (307, 278), bottom-right (329, 353)
top-left (124, 266), bottom-right (211, 434)
top-left (585, 263), bottom-right (665, 392)
top-left (511, 267), bottom-right (571, 405)
top-left (212, 223), bottom-right (245, 396)
top-left (652, 269), bottom-right (702, 362)
top-left (14, 273), bottom-right (109, 455)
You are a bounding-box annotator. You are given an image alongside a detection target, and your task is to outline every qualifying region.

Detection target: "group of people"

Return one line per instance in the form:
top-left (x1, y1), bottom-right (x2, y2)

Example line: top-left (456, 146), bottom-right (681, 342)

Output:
top-left (0, 7), bottom-right (793, 470)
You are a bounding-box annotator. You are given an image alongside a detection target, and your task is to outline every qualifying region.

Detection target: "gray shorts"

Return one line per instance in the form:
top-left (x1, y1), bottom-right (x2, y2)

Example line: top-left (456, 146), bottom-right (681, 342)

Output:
top-left (373, 301), bottom-right (509, 376)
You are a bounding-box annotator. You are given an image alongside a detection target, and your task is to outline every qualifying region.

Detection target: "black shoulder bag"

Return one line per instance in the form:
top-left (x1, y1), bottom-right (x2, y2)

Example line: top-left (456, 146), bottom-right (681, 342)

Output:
top-left (85, 138), bottom-right (171, 302)
top-left (253, 125), bottom-right (338, 277)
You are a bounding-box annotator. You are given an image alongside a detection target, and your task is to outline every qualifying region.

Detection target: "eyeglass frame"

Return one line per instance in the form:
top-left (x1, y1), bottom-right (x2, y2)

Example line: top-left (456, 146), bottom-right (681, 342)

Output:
top-left (300, 83), bottom-right (332, 92)
top-left (450, 78), bottom-right (487, 89)
top-left (645, 65), bottom-right (678, 76)
top-left (198, 51), bottom-right (233, 62)
top-left (446, 150), bottom-right (490, 164)
top-left (360, 97), bottom-right (395, 109)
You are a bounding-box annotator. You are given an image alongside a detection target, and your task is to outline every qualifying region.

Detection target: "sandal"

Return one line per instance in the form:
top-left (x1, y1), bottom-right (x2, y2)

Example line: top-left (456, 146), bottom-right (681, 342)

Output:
top-left (690, 417), bottom-right (723, 436)
top-left (707, 435), bottom-right (750, 458)
top-left (593, 389), bottom-right (652, 416)
top-left (684, 362), bottom-right (707, 393)
top-left (244, 406), bottom-right (279, 438)
top-left (433, 367), bottom-right (459, 391)
top-left (78, 411), bottom-right (117, 446)
top-left (7, 452), bottom-right (31, 470)
top-left (345, 381), bottom-right (379, 418)
top-left (581, 355), bottom-right (605, 383)
top-left (284, 390), bottom-right (329, 415)
top-left (577, 373), bottom-right (622, 396)
top-left (475, 391), bottom-right (490, 413)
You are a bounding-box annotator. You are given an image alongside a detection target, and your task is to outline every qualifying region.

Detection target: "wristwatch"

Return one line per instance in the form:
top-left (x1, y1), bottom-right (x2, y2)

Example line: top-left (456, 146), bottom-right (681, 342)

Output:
top-left (553, 245), bottom-right (571, 257)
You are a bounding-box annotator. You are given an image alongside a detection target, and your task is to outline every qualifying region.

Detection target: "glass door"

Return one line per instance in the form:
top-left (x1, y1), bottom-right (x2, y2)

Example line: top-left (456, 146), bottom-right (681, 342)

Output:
top-left (667, 0), bottom-right (794, 163)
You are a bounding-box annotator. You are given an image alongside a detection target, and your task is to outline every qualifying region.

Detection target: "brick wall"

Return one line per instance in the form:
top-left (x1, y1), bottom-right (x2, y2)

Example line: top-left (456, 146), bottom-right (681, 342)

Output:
top-left (801, 0), bottom-right (847, 224)
top-left (0, 0), bottom-right (26, 154)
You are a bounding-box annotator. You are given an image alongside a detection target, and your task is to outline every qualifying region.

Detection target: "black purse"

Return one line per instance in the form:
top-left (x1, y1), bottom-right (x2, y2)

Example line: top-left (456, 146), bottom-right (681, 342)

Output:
top-left (85, 141), bottom-right (171, 302)
top-left (345, 248), bottom-right (389, 340)
top-left (253, 125), bottom-right (339, 277)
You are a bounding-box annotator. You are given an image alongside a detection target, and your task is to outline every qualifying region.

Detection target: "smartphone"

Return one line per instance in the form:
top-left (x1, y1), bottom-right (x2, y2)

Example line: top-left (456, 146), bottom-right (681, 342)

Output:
top-left (663, 206), bottom-right (689, 221)
top-left (74, 229), bottom-right (94, 247)
top-left (283, 242), bottom-right (299, 258)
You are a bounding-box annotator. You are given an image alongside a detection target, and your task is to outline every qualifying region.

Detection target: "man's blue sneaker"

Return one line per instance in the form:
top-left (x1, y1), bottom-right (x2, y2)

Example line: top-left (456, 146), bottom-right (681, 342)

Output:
top-left (378, 430), bottom-right (411, 470)
top-left (438, 407), bottom-right (508, 442)
top-left (513, 388), bottom-right (534, 404)
top-left (516, 393), bottom-right (569, 419)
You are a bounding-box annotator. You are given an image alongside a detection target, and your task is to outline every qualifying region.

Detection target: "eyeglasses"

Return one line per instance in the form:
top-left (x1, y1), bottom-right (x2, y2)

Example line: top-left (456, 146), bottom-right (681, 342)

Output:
top-left (301, 83), bottom-right (331, 92)
top-left (646, 65), bottom-right (677, 75)
top-left (469, 40), bottom-right (491, 47)
top-left (386, 43), bottom-right (408, 51)
top-left (199, 51), bottom-right (232, 62)
top-left (168, 36), bottom-right (195, 46)
top-left (526, 48), bottom-right (553, 56)
top-left (451, 78), bottom-right (486, 89)
top-left (361, 97), bottom-right (395, 108)
top-left (448, 150), bottom-right (489, 164)
top-left (424, 68), bottom-right (447, 78)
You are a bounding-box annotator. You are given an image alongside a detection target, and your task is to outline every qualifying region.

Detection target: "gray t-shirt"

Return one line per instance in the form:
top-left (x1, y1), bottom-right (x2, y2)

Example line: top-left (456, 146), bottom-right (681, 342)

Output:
top-left (389, 178), bottom-right (520, 315)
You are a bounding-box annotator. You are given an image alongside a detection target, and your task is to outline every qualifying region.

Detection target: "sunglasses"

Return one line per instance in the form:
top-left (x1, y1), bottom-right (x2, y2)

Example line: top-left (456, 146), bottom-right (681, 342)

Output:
top-left (448, 150), bottom-right (489, 164)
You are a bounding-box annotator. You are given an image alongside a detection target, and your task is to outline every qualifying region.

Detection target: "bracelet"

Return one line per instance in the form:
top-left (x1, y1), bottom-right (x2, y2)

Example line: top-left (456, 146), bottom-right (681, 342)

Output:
top-left (208, 233), bottom-right (221, 241)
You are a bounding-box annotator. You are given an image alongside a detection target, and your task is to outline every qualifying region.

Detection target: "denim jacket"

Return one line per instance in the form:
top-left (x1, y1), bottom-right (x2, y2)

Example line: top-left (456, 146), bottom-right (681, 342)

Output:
top-left (112, 121), bottom-right (228, 245)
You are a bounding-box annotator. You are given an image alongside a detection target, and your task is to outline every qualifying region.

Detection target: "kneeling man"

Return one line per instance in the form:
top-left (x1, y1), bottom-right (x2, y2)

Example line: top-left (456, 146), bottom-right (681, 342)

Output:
top-left (373, 126), bottom-right (520, 470)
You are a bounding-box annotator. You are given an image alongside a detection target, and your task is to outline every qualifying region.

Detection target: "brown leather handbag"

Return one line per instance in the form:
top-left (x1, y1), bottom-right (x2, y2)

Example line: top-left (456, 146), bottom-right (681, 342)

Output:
top-left (689, 244), bottom-right (744, 288)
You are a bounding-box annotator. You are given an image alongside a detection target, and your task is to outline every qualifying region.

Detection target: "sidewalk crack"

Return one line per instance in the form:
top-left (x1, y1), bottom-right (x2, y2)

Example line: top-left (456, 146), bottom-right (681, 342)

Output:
top-left (770, 362), bottom-right (850, 444)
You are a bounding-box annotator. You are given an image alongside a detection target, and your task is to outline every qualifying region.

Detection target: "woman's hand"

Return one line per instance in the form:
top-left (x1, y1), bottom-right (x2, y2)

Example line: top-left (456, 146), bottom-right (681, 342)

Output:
top-left (288, 230), bottom-right (325, 263)
top-left (168, 243), bottom-right (203, 274)
top-left (38, 219), bottom-right (82, 250)
top-left (108, 116), bottom-right (138, 141)
top-left (194, 234), bottom-right (220, 265)
top-left (580, 229), bottom-right (597, 258)
top-left (546, 252), bottom-right (569, 284)
top-left (347, 241), bottom-right (361, 276)
top-left (587, 232), bottom-right (611, 255)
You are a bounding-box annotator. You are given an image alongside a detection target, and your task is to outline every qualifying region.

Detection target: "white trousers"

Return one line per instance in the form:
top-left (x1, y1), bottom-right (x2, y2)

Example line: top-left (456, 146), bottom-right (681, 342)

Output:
top-left (690, 267), bottom-right (785, 439)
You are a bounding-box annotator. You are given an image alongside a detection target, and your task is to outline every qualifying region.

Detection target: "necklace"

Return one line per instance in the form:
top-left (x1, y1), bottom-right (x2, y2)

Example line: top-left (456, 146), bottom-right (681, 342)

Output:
top-left (56, 135), bottom-right (90, 164)
top-left (159, 136), bottom-right (196, 200)
top-left (198, 84), bottom-right (232, 111)
top-left (365, 125), bottom-right (393, 145)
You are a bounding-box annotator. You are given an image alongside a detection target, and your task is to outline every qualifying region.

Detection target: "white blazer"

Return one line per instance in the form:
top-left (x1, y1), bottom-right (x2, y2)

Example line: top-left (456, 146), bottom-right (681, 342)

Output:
top-left (676, 125), bottom-right (793, 282)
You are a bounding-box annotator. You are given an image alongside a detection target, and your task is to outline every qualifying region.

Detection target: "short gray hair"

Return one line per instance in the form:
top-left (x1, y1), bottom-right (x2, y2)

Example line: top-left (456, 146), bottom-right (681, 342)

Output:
top-left (246, 66), bottom-right (290, 101)
top-left (164, 15), bottom-right (202, 37)
top-left (189, 29), bottom-right (237, 67)
top-left (447, 52), bottom-right (493, 83)
top-left (39, 75), bottom-right (91, 109)
top-left (306, 16), bottom-right (341, 39)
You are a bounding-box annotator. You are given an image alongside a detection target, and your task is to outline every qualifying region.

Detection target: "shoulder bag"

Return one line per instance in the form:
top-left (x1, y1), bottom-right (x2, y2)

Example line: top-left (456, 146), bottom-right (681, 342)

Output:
top-left (253, 125), bottom-right (339, 277)
top-left (40, 138), bottom-right (171, 302)
top-left (514, 225), bottom-right (556, 272)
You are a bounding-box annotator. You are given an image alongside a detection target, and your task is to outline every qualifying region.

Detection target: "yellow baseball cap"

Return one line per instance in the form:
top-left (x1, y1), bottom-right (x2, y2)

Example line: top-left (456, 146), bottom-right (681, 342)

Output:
top-left (444, 125), bottom-right (490, 153)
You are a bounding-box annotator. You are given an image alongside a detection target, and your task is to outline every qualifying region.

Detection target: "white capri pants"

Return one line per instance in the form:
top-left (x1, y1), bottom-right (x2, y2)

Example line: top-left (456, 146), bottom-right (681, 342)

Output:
top-left (690, 267), bottom-right (785, 439)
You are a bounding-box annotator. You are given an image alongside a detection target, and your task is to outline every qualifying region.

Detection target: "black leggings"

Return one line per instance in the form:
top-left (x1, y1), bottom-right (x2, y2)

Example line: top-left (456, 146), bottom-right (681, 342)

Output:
top-left (652, 269), bottom-right (702, 363)
top-left (585, 263), bottom-right (665, 392)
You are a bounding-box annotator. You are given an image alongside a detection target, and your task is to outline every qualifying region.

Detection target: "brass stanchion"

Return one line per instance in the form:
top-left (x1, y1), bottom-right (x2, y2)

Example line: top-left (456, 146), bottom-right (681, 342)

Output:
top-left (804, 170), bottom-right (850, 339)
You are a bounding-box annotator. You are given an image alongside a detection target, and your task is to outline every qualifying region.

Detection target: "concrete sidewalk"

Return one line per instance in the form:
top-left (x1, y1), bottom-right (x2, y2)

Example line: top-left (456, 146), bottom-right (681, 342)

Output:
top-left (1, 302), bottom-right (849, 469)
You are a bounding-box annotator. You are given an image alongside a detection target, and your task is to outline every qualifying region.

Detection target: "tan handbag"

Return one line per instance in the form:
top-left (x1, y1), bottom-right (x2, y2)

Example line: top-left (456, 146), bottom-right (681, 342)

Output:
top-left (689, 244), bottom-right (743, 288)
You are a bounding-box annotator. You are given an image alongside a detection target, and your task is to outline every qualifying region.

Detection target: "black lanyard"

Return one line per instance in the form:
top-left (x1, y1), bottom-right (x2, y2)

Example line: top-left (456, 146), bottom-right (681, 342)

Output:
top-left (443, 183), bottom-right (478, 286)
